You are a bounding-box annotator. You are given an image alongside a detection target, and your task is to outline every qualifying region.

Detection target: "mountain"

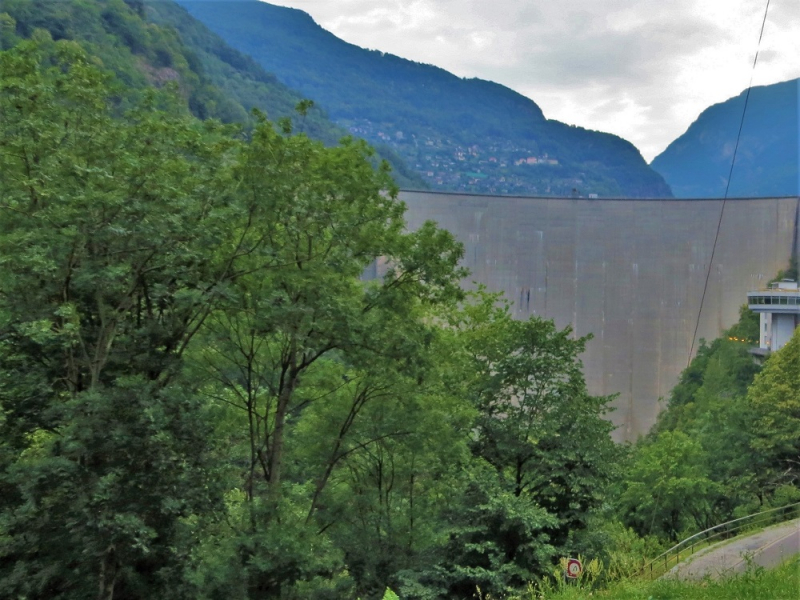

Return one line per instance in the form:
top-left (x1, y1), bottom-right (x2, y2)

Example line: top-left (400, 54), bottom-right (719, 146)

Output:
top-left (651, 78), bottom-right (799, 198)
top-left (174, 0), bottom-right (672, 198)
top-left (0, 0), bottom-right (424, 187)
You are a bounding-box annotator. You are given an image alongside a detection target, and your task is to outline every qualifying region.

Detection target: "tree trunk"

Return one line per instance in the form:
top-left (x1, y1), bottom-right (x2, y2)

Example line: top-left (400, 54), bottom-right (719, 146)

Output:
top-left (268, 374), bottom-right (296, 491)
top-left (97, 546), bottom-right (117, 600)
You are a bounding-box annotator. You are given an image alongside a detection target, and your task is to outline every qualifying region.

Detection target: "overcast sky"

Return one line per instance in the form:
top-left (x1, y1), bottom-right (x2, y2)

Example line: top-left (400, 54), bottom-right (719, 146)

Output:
top-left (266, 0), bottom-right (800, 162)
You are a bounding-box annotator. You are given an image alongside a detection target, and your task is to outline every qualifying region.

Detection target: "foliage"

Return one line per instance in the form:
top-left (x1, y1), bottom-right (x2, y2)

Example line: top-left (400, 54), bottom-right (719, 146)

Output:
top-left (0, 36), bottom-right (238, 599)
top-left (568, 520), bottom-right (664, 582)
top-left (614, 304), bottom-right (767, 539)
top-left (459, 295), bottom-right (620, 546)
top-left (2, 11), bottom-right (796, 599)
top-left (398, 293), bottom-right (620, 598)
top-left (0, 43), bottom-right (620, 595)
top-left (412, 464), bottom-right (558, 598)
top-left (0, 36), bottom-right (444, 599)
top-left (617, 431), bottom-right (718, 540)
top-left (747, 329), bottom-right (800, 490)
top-left (654, 305), bottom-right (759, 434)
top-left (182, 109), bottom-right (465, 598)
top-left (616, 292), bottom-right (798, 548)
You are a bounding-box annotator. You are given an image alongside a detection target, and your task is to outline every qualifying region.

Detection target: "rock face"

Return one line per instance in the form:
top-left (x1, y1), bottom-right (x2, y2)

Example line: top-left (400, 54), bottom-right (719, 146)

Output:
top-left (651, 78), bottom-right (800, 198)
top-left (399, 190), bottom-right (800, 440)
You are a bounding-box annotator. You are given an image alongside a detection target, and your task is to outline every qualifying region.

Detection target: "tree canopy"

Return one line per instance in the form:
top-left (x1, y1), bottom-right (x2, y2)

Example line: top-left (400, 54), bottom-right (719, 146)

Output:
top-left (0, 36), bottom-right (626, 600)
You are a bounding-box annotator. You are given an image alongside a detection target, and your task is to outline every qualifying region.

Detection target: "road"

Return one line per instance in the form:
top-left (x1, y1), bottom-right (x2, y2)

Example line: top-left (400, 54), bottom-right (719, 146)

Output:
top-left (665, 518), bottom-right (800, 580)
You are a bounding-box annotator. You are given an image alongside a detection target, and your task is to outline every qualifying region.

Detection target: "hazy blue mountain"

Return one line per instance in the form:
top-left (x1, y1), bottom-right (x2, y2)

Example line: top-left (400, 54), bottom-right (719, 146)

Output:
top-left (651, 78), bottom-right (799, 198)
top-left (175, 0), bottom-right (672, 198)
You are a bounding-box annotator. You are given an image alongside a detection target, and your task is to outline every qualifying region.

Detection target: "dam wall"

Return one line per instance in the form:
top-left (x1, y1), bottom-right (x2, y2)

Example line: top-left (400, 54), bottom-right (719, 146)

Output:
top-left (399, 191), bottom-right (800, 440)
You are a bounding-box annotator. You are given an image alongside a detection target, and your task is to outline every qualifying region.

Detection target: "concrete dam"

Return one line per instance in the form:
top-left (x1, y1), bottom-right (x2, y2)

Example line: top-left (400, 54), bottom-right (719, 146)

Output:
top-left (399, 191), bottom-right (800, 441)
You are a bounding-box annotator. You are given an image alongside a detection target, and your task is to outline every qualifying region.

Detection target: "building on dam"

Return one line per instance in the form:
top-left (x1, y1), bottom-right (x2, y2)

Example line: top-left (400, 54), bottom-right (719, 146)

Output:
top-left (397, 190), bottom-right (800, 441)
top-left (748, 279), bottom-right (800, 354)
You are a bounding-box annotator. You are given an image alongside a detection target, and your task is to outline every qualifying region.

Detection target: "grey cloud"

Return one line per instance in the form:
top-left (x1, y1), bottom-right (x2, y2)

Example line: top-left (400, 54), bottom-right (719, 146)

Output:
top-left (270, 0), bottom-right (800, 160)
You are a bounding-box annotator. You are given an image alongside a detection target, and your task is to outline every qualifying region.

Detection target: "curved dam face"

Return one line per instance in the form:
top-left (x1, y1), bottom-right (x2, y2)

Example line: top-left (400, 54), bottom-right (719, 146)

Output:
top-left (399, 191), bottom-right (800, 441)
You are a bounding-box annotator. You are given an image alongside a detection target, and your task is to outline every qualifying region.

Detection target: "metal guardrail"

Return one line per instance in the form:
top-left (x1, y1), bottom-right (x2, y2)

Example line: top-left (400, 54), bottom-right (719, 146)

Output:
top-left (639, 501), bottom-right (800, 579)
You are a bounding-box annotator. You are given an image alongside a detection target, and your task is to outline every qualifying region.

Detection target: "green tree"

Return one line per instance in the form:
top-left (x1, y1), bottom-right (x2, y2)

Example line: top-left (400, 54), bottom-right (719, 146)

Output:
top-left (407, 462), bottom-right (557, 599)
top-left (654, 305), bottom-right (759, 435)
top-left (0, 12), bottom-right (19, 49)
top-left (188, 117), bottom-right (466, 596)
top-left (617, 431), bottom-right (718, 540)
top-left (0, 38), bottom-right (243, 599)
top-left (0, 36), bottom-right (464, 600)
top-left (406, 292), bottom-right (618, 597)
top-left (462, 294), bottom-right (619, 542)
top-left (748, 329), bottom-right (800, 490)
top-left (639, 305), bottom-right (767, 525)
top-left (305, 329), bottom-right (474, 599)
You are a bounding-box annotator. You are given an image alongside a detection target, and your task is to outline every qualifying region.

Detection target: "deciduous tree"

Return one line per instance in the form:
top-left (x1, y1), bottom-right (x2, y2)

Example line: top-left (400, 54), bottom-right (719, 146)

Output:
top-left (748, 329), bottom-right (800, 489)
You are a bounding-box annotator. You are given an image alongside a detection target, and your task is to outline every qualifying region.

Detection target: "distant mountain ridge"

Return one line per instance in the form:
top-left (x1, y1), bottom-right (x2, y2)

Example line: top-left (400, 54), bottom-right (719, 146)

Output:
top-left (651, 78), bottom-right (799, 198)
top-left (175, 0), bottom-right (672, 198)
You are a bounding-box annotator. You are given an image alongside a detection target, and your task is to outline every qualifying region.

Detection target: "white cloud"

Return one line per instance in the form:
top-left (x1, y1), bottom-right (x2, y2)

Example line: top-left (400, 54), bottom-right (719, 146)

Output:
top-left (268, 0), bottom-right (800, 161)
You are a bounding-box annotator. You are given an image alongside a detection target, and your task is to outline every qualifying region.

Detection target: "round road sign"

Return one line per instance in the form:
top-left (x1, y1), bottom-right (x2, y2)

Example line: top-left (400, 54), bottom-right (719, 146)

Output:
top-left (566, 558), bottom-right (583, 579)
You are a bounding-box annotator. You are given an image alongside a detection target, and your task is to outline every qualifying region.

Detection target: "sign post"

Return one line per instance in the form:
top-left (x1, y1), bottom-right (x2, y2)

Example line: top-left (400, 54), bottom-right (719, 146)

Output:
top-left (565, 557), bottom-right (583, 581)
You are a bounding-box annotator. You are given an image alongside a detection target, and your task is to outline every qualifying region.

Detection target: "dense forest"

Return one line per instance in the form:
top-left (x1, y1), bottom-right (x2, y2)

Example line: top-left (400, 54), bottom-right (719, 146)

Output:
top-left (1, 3), bottom-right (799, 600)
top-left (0, 32), bottom-right (620, 600)
top-left (174, 0), bottom-right (673, 198)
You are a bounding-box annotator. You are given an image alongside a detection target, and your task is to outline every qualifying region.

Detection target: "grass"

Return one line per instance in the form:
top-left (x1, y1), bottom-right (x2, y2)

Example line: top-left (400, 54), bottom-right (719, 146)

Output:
top-left (520, 557), bottom-right (800, 600)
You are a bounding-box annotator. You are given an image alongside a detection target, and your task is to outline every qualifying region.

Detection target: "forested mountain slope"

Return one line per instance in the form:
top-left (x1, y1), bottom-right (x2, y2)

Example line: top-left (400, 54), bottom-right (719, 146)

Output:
top-left (175, 0), bottom-right (672, 198)
top-left (651, 78), bottom-right (799, 198)
top-left (0, 0), bottom-right (423, 187)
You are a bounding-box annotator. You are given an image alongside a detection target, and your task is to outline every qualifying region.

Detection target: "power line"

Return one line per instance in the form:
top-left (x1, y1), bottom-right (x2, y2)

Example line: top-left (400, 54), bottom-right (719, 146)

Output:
top-left (687, 0), bottom-right (772, 367)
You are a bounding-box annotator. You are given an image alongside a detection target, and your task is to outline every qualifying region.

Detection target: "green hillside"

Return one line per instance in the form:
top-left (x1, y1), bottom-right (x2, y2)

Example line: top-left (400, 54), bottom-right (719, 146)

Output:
top-left (651, 78), bottom-right (799, 198)
top-left (174, 0), bottom-right (672, 198)
top-left (0, 0), bottom-right (424, 187)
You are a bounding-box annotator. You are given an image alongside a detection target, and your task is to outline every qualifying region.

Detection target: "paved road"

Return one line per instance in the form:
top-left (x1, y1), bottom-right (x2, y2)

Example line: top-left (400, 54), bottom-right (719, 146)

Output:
top-left (665, 519), bottom-right (800, 580)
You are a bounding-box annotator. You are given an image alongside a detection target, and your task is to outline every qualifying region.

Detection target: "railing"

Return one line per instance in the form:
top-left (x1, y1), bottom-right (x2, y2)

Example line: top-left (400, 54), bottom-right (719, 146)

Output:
top-left (639, 501), bottom-right (800, 580)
